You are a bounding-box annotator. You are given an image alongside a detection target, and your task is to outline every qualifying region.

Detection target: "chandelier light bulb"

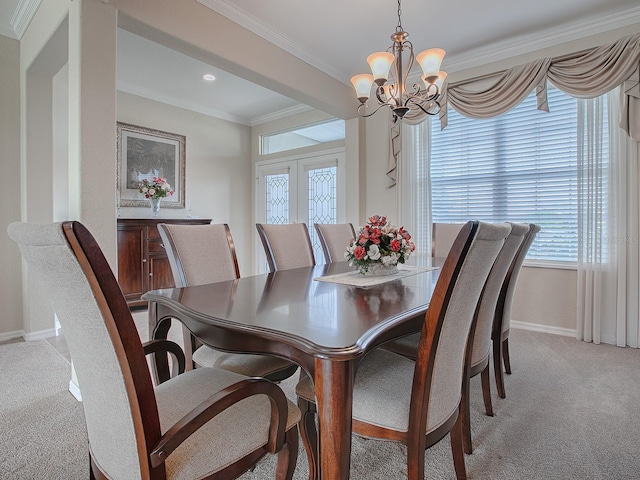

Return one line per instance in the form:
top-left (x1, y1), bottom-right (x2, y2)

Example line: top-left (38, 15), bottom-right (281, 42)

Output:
top-left (351, 74), bottom-right (375, 103)
top-left (416, 48), bottom-right (446, 82)
top-left (367, 52), bottom-right (395, 85)
top-left (422, 71), bottom-right (448, 89)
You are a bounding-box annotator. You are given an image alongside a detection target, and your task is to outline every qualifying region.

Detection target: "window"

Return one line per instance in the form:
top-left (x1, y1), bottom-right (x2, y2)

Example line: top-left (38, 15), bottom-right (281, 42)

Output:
top-left (260, 119), bottom-right (345, 155)
top-left (426, 86), bottom-right (608, 263)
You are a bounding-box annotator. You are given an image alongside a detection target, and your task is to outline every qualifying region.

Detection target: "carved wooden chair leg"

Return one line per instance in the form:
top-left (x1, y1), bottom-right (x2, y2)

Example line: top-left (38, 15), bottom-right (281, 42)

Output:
top-left (480, 364), bottom-right (494, 417)
top-left (450, 414), bottom-right (468, 480)
top-left (276, 426), bottom-right (299, 480)
top-left (502, 338), bottom-right (512, 374)
top-left (493, 338), bottom-right (507, 399)
top-left (297, 397), bottom-right (318, 480)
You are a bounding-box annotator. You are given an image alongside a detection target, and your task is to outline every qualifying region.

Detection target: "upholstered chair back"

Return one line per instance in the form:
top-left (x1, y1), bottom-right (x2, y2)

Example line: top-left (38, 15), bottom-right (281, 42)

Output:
top-left (158, 223), bottom-right (240, 287)
top-left (470, 223), bottom-right (529, 366)
top-left (431, 223), bottom-right (465, 257)
top-left (414, 221), bottom-right (511, 432)
top-left (8, 222), bottom-right (152, 479)
top-left (314, 223), bottom-right (356, 264)
top-left (499, 223), bottom-right (541, 336)
top-left (256, 223), bottom-right (315, 272)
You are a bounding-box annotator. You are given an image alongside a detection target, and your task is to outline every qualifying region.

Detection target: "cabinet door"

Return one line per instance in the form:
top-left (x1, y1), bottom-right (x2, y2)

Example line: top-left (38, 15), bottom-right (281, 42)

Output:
top-left (148, 255), bottom-right (175, 291)
top-left (117, 226), bottom-right (146, 301)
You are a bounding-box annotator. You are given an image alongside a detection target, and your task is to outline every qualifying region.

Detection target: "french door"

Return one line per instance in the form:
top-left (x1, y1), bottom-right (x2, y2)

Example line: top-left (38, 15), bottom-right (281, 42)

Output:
top-left (256, 149), bottom-right (345, 271)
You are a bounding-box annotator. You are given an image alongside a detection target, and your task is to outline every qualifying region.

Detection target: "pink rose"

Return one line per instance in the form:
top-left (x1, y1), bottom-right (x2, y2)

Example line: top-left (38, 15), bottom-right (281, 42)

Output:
top-left (353, 245), bottom-right (366, 260)
top-left (390, 239), bottom-right (401, 252)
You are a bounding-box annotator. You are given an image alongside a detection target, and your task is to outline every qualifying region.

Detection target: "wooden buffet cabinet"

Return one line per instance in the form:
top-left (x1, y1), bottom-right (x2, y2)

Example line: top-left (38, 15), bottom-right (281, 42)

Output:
top-left (117, 218), bottom-right (211, 308)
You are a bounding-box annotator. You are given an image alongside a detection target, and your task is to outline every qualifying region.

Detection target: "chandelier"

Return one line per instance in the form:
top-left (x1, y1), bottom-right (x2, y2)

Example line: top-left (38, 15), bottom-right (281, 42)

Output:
top-left (351, 0), bottom-right (447, 121)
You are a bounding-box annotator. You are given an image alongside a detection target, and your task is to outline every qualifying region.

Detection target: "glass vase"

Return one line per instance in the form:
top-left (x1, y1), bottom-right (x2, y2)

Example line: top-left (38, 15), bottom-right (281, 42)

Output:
top-left (149, 197), bottom-right (161, 217)
top-left (361, 263), bottom-right (399, 276)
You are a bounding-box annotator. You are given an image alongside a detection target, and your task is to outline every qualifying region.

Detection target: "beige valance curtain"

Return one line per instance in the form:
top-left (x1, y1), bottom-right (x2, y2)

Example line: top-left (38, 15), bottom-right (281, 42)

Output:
top-left (441, 33), bottom-right (640, 140)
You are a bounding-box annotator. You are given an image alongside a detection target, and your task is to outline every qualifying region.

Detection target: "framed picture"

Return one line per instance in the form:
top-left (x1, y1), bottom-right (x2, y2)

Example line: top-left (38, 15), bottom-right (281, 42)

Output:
top-left (116, 122), bottom-right (186, 208)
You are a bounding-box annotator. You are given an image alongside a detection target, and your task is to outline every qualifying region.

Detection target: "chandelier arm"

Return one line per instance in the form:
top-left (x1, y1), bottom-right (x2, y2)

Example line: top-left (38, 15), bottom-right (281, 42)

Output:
top-left (405, 96), bottom-right (441, 116)
top-left (357, 102), bottom-right (395, 118)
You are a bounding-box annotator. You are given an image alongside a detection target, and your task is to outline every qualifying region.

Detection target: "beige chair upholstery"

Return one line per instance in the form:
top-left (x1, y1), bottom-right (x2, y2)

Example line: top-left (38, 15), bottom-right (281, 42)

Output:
top-left (384, 223), bottom-right (531, 453)
top-left (256, 223), bottom-right (315, 272)
top-left (8, 221), bottom-right (300, 480)
top-left (158, 223), bottom-right (298, 382)
top-left (492, 223), bottom-right (541, 398)
top-left (431, 222), bottom-right (465, 258)
top-left (314, 223), bottom-right (356, 264)
top-left (296, 221), bottom-right (511, 479)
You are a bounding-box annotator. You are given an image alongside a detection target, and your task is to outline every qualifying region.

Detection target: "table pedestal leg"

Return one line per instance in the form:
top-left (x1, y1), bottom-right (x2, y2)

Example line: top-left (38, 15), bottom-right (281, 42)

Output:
top-left (314, 358), bottom-right (355, 480)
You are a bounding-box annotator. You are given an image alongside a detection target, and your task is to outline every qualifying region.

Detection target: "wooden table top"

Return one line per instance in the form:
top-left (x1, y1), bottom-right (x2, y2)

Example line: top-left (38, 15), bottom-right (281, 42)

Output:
top-left (142, 259), bottom-right (442, 359)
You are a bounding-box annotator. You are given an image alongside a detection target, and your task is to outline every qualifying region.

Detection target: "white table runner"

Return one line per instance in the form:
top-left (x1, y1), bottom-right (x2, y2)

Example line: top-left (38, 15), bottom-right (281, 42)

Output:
top-left (314, 264), bottom-right (439, 288)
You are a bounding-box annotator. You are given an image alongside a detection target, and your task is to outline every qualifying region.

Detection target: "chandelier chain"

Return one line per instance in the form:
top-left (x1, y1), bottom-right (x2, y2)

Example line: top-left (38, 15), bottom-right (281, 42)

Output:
top-left (396, 0), bottom-right (403, 32)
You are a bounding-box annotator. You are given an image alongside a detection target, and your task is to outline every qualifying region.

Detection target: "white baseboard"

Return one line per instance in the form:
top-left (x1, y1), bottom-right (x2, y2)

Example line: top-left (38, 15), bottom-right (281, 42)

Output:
top-left (511, 320), bottom-right (576, 337)
top-left (68, 379), bottom-right (82, 402)
top-left (23, 328), bottom-right (57, 342)
top-left (0, 330), bottom-right (26, 342)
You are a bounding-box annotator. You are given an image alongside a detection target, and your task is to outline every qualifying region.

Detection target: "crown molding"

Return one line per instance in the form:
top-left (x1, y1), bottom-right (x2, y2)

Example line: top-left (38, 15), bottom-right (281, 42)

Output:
top-left (444, 6), bottom-right (640, 73)
top-left (197, 0), bottom-right (345, 82)
top-left (250, 104), bottom-right (313, 127)
top-left (117, 80), bottom-right (251, 125)
top-left (11, 0), bottom-right (40, 39)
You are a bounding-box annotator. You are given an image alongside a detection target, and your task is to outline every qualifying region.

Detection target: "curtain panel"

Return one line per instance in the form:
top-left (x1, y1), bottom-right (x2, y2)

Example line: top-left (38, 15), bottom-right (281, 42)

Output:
top-left (441, 33), bottom-right (640, 141)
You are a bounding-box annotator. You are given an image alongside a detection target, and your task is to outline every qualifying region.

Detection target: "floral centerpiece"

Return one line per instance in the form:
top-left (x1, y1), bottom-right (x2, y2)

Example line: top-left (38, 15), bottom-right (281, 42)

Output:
top-left (137, 176), bottom-right (174, 200)
top-left (345, 215), bottom-right (416, 275)
top-left (138, 176), bottom-right (174, 217)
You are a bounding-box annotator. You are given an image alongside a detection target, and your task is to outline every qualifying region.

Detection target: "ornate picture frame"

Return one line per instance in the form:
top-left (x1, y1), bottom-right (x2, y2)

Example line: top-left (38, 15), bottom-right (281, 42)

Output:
top-left (116, 122), bottom-right (186, 208)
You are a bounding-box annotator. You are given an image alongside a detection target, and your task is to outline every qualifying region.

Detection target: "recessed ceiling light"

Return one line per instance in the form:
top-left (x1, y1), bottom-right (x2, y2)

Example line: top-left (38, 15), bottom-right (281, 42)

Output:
top-left (203, 74), bottom-right (216, 81)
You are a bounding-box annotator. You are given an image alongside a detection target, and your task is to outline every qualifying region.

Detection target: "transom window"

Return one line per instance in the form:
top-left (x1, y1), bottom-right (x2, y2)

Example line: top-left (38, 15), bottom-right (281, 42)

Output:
top-left (260, 119), bottom-right (345, 156)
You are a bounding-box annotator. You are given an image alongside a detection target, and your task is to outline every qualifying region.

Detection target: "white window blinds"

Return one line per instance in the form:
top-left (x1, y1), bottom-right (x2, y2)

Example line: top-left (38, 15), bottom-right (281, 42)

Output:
top-left (430, 86), bottom-right (594, 262)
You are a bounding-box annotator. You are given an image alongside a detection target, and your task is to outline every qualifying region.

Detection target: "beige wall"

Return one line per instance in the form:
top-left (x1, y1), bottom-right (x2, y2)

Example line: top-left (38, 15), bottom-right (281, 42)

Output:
top-left (0, 35), bottom-right (23, 340)
top-left (13, 0), bottom-right (117, 338)
top-left (118, 92), bottom-right (253, 275)
top-left (511, 266), bottom-right (578, 333)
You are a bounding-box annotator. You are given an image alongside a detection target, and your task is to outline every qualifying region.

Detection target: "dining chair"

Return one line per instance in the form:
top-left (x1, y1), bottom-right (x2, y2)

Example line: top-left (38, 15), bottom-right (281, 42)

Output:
top-left (431, 222), bottom-right (464, 257)
top-left (158, 223), bottom-right (299, 382)
top-left (296, 221), bottom-right (511, 479)
top-left (492, 223), bottom-right (541, 398)
top-left (314, 222), bottom-right (356, 263)
top-left (256, 223), bottom-right (315, 272)
top-left (8, 221), bottom-right (300, 480)
top-left (385, 223), bottom-right (530, 454)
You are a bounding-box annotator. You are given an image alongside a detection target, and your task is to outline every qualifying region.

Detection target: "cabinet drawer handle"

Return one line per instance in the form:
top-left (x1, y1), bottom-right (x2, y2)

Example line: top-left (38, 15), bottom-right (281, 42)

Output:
top-left (142, 259), bottom-right (147, 263)
top-left (149, 273), bottom-right (153, 277)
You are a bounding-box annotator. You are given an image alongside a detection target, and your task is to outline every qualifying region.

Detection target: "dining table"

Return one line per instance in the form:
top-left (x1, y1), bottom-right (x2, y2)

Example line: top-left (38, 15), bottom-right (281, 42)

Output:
top-left (142, 258), bottom-right (442, 480)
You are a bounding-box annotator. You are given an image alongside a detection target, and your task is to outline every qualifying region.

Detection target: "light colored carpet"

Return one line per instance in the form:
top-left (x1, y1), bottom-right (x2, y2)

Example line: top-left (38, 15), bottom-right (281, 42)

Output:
top-left (0, 341), bottom-right (88, 479)
top-left (1, 330), bottom-right (639, 479)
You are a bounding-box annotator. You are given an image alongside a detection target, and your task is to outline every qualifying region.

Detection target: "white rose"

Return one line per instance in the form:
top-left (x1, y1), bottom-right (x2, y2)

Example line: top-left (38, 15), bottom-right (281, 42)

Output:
top-left (148, 188), bottom-right (156, 196)
top-left (382, 252), bottom-right (399, 265)
top-left (367, 244), bottom-right (381, 260)
top-left (141, 186), bottom-right (148, 193)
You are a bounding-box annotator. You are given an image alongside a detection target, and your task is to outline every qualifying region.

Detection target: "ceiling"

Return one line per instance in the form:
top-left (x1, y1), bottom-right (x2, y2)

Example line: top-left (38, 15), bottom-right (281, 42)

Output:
top-left (2, 0), bottom-right (640, 125)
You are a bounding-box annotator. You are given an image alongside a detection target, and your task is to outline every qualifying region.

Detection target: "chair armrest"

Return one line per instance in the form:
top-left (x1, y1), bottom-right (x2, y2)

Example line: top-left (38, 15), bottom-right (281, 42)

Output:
top-left (143, 339), bottom-right (185, 383)
top-left (149, 377), bottom-right (288, 467)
